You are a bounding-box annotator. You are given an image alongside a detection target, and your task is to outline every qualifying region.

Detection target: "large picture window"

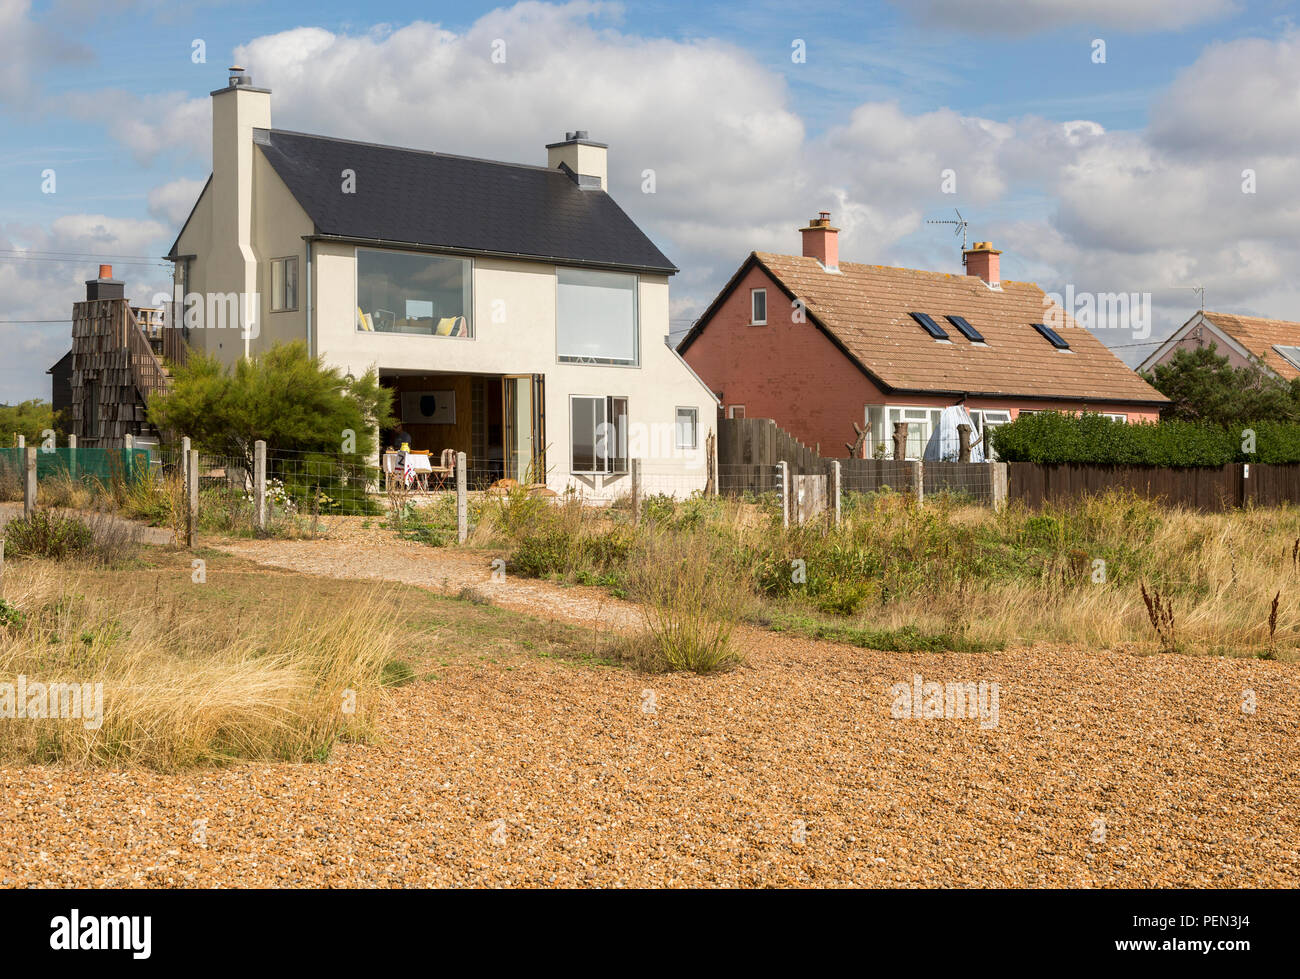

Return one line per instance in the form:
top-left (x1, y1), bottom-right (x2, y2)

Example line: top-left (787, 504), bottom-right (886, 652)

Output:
top-left (571, 395), bottom-right (628, 474)
top-left (557, 268), bottom-right (638, 365)
top-left (356, 248), bottom-right (472, 337)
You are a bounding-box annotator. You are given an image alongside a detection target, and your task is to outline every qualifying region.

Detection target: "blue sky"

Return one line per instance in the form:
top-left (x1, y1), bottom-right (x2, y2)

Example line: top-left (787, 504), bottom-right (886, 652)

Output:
top-left (2, 0), bottom-right (1297, 401)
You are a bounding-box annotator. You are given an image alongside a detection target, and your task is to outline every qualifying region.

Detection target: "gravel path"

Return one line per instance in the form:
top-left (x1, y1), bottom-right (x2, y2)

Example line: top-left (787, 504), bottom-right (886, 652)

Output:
top-left (2, 526), bottom-right (1298, 887)
top-left (217, 533), bottom-right (643, 631)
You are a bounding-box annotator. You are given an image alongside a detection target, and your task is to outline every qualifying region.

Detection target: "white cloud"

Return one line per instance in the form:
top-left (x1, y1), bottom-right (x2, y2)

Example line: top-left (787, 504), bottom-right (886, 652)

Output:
top-left (60, 88), bottom-right (211, 164)
top-left (889, 0), bottom-right (1238, 35)
top-left (147, 177), bottom-right (207, 227)
top-left (0, 0), bottom-right (89, 106)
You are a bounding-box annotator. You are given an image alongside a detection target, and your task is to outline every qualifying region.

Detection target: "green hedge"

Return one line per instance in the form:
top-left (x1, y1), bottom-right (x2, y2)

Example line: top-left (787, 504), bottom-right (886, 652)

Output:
top-left (989, 412), bottom-right (1300, 466)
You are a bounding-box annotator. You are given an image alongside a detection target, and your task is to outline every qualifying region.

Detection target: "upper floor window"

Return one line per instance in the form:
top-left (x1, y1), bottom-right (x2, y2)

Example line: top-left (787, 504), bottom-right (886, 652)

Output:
top-left (751, 288), bottom-right (767, 325)
top-left (270, 257), bottom-right (298, 312)
top-left (557, 268), bottom-right (638, 366)
top-left (356, 247), bottom-right (472, 337)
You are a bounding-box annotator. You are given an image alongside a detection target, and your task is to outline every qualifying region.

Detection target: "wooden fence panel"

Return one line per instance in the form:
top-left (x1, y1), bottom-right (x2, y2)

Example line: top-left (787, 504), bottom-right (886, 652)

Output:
top-left (1008, 462), bottom-right (1300, 511)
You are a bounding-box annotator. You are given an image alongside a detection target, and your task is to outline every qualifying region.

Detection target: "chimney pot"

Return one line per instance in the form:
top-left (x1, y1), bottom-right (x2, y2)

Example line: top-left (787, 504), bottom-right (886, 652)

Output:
top-left (799, 211), bottom-right (840, 271)
top-left (99, 264), bottom-right (112, 280)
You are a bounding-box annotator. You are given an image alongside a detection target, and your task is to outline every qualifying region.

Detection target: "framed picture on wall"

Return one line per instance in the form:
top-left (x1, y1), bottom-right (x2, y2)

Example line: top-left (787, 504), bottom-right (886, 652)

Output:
top-left (401, 390), bottom-right (456, 425)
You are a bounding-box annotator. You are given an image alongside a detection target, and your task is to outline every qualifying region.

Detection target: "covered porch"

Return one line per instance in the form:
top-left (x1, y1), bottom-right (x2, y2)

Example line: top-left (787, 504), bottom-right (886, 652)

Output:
top-left (379, 370), bottom-right (545, 490)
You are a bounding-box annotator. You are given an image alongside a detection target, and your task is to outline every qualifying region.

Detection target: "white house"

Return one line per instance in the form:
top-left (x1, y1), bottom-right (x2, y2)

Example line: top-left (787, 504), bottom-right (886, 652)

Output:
top-left (167, 67), bottom-right (715, 497)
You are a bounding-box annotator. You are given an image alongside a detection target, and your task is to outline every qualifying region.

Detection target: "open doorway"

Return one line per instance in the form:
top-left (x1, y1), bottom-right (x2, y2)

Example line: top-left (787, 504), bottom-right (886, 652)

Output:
top-left (379, 371), bottom-right (544, 487)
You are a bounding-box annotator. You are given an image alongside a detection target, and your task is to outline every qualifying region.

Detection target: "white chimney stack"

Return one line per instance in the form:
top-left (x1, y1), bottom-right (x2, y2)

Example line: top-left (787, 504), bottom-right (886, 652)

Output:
top-left (210, 67), bottom-right (271, 355)
top-left (546, 131), bottom-right (607, 190)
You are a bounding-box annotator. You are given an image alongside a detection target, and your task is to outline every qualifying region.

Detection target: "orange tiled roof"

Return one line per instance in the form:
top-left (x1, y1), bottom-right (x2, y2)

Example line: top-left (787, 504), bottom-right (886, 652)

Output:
top-left (1202, 311), bottom-right (1300, 381)
top-left (754, 252), bottom-right (1168, 404)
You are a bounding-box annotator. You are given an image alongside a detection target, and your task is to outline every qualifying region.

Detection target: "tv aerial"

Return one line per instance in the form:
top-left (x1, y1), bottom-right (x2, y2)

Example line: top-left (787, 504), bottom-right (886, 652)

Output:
top-left (927, 209), bottom-right (970, 251)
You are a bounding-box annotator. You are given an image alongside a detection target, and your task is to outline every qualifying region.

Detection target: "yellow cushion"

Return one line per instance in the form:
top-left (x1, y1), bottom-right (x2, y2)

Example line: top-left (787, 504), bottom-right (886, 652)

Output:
top-left (435, 317), bottom-right (456, 336)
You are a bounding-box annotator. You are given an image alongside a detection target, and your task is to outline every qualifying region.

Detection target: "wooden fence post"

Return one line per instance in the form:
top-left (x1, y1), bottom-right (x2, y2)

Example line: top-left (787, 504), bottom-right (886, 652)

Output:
top-left (456, 451), bottom-right (468, 544)
top-left (24, 447), bottom-right (36, 517)
top-left (912, 459), bottom-right (924, 507)
top-left (991, 462), bottom-right (1009, 510)
top-left (705, 431), bottom-right (717, 497)
top-left (67, 433), bottom-right (77, 482)
top-left (254, 440), bottom-right (267, 531)
top-left (0, 539), bottom-right (5, 599)
top-left (779, 460), bottom-right (790, 529)
top-left (630, 458), bottom-right (642, 524)
top-left (830, 459), bottom-right (842, 529)
top-left (186, 448), bottom-right (199, 548)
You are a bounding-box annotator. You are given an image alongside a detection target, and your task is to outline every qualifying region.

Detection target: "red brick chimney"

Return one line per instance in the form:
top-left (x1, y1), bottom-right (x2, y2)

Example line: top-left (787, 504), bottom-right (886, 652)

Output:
top-left (800, 211), bottom-right (839, 271)
top-left (963, 241), bottom-right (1001, 287)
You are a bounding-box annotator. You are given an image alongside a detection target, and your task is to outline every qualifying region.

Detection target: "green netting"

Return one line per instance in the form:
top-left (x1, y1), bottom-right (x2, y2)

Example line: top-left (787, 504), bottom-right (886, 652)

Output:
top-left (0, 447), bottom-right (152, 484)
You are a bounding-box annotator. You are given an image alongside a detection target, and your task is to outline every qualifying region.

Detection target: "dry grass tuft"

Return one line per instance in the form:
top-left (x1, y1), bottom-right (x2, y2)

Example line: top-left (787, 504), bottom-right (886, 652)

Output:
top-left (0, 562), bottom-right (397, 770)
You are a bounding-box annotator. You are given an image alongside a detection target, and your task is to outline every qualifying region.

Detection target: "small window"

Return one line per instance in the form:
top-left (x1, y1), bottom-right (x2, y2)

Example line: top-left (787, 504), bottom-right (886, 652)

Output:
top-left (270, 257), bottom-right (298, 312)
top-left (571, 395), bottom-right (628, 474)
top-left (727, 405), bottom-right (745, 419)
top-left (1032, 322), bottom-right (1070, 349)
top-left (1101, 413), bottom-right (1128, 422)
top-left (1272, 345), bottom-right (1300, 370)
top-left (910, 312), bottom-right (949, 340)
top-left (751, 289), bottom-right (767, 325)
top-left (675, 407), bottom-right (698, 450)
top-left (946, 315), bottom-right (985, 343)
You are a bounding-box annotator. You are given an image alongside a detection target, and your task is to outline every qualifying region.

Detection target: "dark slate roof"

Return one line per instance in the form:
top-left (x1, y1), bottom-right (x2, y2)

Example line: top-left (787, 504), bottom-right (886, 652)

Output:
top-left (252, 129), bottom-right (676, 274)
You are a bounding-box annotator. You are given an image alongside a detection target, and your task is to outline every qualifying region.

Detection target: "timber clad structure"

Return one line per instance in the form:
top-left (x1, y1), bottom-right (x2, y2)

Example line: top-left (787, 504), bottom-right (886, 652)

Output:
top-left (64, 266), bottom-right (186, 448)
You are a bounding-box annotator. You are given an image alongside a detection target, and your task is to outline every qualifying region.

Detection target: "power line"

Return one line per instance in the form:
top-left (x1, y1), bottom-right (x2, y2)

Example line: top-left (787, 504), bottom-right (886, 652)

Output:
top-left (0, 255), bottom-right (170, 269)
top-left (0, 248), bottom-right (169, 261)
top-left (0, 318), bottom-right (72, 324)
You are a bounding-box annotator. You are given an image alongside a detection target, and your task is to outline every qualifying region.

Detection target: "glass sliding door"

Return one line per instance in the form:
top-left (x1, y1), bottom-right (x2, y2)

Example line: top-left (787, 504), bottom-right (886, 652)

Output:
top-left (503, 375), bottom-right (542, 481)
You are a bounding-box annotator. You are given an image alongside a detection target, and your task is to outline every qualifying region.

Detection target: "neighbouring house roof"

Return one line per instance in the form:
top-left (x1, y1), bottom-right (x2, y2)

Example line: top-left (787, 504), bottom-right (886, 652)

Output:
top-left (1199, 311), bottom-right (1300, 381)
top-left (679, 252), bottom-right (1168, 405)
top-left (244, 129), bottom-right (676, 275)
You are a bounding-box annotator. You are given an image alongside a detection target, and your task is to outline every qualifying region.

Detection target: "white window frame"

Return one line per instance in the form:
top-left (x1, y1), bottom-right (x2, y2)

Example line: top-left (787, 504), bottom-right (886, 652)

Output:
top-left (885, 406), bottom-right (942, 460)
top-left (1101, 412), bottom-right (1128, 422)
top-left (750, 288), bottom-right (767, 326)
top-left (972, 409), bottom-right (1012, 460)
top-left (570, 394), bottom-right (628, 475)
top-left (675, 406), bottom-right (698, 450)
top-left (270, 256), bottom-right (298, 313)
top-left (727, 404), bottom-right (745, 419)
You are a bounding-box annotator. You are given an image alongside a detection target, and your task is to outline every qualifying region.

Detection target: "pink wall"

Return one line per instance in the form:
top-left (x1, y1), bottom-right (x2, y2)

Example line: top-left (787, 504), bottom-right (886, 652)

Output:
top-left (683, 263), bottom-right (1162, 458)
top-left (1147, 329), bottom-right (1255, 371)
